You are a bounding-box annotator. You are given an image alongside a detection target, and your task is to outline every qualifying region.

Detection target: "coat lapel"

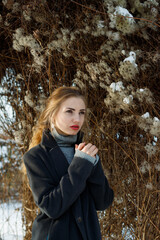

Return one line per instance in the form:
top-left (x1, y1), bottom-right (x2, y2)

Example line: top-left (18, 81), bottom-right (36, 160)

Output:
top-left (41, 129), bottom-right (84, 181)
top-left (49, 146), bottom-right (69, 180)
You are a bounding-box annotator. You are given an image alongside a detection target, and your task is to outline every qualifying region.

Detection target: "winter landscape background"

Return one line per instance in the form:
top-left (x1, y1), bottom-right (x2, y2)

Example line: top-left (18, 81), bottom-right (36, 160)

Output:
top-left (0, 0), bottom-right (160, 239)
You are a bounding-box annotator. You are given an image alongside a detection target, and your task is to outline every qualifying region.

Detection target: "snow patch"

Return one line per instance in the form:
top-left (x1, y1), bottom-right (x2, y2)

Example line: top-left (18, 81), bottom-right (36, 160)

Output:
top-left (114, 6), bottom-right (135, 23)
top-left (0, 201), bottom-right (24, 240)
top-left (123, 51), bottom-right (137, 67)
top-left (110, 81), bottom-right (125, 92)
top-left (141, 112), bottom-right (150, 119)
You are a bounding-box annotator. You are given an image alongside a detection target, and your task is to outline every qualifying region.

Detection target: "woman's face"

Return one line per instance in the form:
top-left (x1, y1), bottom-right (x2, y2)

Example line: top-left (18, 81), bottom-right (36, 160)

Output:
top-left (53, 97), bottom-right (86, 135)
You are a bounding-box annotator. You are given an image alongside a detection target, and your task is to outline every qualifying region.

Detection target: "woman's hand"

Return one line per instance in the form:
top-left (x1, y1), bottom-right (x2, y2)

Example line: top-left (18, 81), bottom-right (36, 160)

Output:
top-left (75, 142), bottom-right (98, 158)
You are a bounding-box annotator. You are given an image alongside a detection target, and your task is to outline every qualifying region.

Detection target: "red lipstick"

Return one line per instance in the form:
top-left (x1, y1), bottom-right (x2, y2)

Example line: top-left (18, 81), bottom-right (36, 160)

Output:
top-left (70, 125), bottom-right (79, 130)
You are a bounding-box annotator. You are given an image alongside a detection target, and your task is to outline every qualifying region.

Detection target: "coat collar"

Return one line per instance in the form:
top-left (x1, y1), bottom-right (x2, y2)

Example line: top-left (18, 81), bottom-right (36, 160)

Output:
top-left (41, 129), bottom-right (84, 181)
top-left (41, 128), bottom-right (84, 149)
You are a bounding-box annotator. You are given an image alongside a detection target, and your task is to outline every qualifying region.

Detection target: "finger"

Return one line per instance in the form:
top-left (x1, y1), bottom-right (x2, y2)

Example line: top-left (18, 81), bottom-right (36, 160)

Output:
top-left (87, 146), bottom-right (98, 156)
top-left (83, 144), bottom-right (96, 152)
top-left (77, 142), bottom-right (86, 150)
top-left (82, 143), bottom-right (92, 152)
top-left (75, 144), bottom-right (78, 149)
top-left (90, 148), bottom-right (98, 157)
top-left (82, 144), bottom-right (98, 156)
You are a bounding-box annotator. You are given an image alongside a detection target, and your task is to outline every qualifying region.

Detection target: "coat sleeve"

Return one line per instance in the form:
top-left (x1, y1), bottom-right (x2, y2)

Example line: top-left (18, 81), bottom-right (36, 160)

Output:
top-left (87, 159), bottom-right (114, 211)
top-left (23, 149), bottom-right (94, 220)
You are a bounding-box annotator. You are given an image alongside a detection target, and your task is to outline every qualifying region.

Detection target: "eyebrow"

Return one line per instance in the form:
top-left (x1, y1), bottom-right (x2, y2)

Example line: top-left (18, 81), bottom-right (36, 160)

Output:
top-left (66, 107), bottom-right (86, 111)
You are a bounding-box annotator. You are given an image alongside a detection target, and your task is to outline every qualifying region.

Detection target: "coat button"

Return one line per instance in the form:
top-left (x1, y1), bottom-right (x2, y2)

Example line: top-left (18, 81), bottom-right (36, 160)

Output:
top-left (77, 217), bottom-right (82, 223)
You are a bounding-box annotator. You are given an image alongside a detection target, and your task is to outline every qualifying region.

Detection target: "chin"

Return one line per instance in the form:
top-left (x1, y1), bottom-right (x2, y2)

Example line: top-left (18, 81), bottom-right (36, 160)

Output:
top-left (71, 132), bottom-right (78, 135)
top-left (69, 129), bottom-right (80, 135)
top-left (59, 128), bottom-right (80, 136)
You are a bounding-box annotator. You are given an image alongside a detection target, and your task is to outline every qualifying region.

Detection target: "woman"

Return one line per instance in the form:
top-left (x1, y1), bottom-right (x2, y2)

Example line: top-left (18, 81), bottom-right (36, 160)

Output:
top-left (23, 86), bottom-right (114, 240)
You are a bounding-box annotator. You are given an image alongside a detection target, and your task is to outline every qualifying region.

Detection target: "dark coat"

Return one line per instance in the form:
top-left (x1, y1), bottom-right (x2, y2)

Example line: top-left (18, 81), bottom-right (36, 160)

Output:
top-left (23, 129), bottom-right (114, 240)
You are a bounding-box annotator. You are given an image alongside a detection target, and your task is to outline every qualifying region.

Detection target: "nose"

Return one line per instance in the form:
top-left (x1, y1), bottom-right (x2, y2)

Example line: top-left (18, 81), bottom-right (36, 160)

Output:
top-left (73, 114), bottom-right (80, 123)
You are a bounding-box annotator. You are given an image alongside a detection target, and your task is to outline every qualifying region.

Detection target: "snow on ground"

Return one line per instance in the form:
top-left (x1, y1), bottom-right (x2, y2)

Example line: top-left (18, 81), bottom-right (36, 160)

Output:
top-left (0, 201), bottom-right (24, 240)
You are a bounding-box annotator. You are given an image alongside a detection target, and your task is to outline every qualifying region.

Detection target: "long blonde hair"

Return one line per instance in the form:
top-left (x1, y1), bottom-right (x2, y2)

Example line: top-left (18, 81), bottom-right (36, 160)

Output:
top-left (29, 86), bottom-right (86, 150)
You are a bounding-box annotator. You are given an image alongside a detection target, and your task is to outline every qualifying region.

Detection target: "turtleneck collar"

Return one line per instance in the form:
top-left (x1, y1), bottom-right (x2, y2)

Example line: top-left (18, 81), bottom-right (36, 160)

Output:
top-left (51, 127), bottom-right (78, 147)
